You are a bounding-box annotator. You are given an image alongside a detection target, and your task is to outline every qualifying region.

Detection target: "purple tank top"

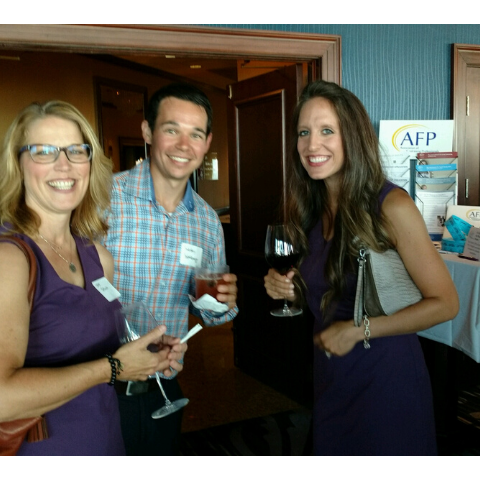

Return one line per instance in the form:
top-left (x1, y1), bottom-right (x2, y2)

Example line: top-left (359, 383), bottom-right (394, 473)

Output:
top-left (4, 232), bottom-right (126, 455)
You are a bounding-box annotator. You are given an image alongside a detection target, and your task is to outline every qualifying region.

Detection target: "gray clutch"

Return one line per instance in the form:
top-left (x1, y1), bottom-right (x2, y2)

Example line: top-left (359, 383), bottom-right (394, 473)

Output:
top-left (353, 247), bottom-right (423, 327)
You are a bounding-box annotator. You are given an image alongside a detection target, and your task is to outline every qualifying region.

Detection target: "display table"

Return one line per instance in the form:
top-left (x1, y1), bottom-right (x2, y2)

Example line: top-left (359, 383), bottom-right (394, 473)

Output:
top-left (418, 253), bottom-right (480, 363)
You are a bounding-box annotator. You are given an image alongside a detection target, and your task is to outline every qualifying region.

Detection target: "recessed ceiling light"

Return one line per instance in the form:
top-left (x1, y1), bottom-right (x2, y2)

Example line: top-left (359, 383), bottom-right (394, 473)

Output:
top-left (190, 65), bottom-right (202, 69)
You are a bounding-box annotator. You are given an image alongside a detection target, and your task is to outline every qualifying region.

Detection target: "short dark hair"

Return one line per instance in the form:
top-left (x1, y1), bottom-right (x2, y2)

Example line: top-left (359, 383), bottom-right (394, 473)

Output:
top-left (145, 82), bottom-right (213, 135)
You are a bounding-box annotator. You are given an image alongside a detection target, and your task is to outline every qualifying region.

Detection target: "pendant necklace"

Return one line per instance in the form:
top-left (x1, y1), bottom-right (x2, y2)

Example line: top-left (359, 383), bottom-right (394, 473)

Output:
top-left (38, 233), bottom-right (77, 273)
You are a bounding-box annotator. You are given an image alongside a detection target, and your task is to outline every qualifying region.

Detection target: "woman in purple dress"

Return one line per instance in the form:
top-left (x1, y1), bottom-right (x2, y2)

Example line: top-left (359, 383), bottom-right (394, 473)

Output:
top-left (0, 101), bottom-right (187, 455)
top-left (264, 81), bottom-right (459, 455)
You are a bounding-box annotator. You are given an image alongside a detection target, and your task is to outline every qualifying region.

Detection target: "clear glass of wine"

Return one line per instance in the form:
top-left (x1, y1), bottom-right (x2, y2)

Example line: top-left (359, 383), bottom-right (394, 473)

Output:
top-left (115, 301), bottom-right (189, 419)
top-left (265, 224), bottom-right (303, 317)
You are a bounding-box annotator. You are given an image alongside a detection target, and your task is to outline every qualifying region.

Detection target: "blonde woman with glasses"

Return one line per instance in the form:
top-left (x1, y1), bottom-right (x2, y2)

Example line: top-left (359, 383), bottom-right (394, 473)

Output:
top-left (0, 101), bottom-right (186, 455)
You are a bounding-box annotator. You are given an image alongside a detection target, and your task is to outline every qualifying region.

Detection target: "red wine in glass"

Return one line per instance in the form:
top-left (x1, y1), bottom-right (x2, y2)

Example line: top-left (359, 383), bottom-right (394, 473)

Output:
top-left (265, 252), bottom-right (300, 275)
top-left (265, 224), bottom-right (303, 317)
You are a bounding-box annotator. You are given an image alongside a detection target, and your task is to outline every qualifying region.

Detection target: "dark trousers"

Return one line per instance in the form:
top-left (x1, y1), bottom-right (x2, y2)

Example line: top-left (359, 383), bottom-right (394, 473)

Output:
top-left (117, 377), bottom-right (184, 456)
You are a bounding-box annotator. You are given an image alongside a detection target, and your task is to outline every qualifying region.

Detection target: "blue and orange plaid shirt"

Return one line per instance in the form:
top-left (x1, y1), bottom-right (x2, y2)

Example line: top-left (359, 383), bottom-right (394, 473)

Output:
top-left (103, 160), bottom-right (238, 361)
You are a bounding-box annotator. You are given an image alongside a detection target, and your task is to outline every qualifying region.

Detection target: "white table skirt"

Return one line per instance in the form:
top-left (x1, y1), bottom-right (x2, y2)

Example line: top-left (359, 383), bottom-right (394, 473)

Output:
top-left (418, 253), bottom-right (480, 363)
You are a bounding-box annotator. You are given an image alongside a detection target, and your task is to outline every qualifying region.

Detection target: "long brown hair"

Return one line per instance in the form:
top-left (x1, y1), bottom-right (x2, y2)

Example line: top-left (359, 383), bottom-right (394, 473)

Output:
top-left (285, 80), bottom-right (393, 313)
top-left (0, 100), bottom-right (112, 241)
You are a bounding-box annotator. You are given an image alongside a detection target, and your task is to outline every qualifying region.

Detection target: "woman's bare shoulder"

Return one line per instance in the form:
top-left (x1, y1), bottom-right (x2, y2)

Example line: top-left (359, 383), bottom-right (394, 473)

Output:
top-left (0, 241), bottom-right (30, 267)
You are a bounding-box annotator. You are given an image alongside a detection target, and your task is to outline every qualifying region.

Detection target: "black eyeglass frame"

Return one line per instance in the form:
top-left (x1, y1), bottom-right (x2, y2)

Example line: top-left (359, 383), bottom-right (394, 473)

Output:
top-left (18, 144), bottom-right (93, 164)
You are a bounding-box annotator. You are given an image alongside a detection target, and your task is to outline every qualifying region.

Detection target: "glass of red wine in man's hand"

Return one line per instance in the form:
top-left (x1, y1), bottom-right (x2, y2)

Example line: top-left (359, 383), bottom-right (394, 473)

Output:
top-left (265, 224), bottom-right (303, 317)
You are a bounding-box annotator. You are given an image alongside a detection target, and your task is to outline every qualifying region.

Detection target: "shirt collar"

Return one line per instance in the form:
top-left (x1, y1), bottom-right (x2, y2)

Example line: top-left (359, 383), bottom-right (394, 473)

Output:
top-left (121, 159), bottom-right (154, 202)
top-left (123, 159), bottom-right (195, 212)
top-left (183, 180), bottom-right (195, 212)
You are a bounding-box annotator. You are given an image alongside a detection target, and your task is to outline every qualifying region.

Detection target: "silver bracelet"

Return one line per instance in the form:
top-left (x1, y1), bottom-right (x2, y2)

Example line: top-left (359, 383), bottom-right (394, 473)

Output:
top-left (363, 315), bottom-right (371, 349)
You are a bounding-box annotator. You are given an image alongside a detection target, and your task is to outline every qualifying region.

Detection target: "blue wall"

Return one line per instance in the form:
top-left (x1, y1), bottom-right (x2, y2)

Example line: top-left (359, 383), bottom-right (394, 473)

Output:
top-left (207, 24), bottom-right (480, 133)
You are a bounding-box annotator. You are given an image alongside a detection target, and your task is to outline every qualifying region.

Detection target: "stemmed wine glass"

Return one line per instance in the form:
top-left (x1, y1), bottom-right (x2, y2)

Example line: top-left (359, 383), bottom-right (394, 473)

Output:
top-left (115, 301), bottom-right (189, 419)
top-left (265, 224), bottom-right (303, 317)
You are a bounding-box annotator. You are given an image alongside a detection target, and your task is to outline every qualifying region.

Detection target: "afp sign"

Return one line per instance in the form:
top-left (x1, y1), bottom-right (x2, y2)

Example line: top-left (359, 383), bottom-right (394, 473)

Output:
top-left (467, 208), bottom-right (480, 223)
top-left (379, 120), bottom-right (454, 157)
top-left (393, 124), bottom-right (437, 151)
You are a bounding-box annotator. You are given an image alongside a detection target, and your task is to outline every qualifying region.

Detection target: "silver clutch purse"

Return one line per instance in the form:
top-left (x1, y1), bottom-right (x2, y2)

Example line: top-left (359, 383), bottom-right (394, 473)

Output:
top-left (353, 247), bottom-right (422, 327)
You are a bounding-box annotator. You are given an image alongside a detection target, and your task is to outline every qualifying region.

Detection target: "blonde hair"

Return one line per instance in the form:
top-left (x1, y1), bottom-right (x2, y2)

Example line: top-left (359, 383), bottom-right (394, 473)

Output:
top-left (0, 100), bottom-right (112, 241)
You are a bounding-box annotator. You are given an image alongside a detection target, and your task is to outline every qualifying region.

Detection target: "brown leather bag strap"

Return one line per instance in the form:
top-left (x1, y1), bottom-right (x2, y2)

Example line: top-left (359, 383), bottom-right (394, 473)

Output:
top-left (0, 236), bottom-right (37, 312)
top-left (0, 236), bottom-right (47, 452)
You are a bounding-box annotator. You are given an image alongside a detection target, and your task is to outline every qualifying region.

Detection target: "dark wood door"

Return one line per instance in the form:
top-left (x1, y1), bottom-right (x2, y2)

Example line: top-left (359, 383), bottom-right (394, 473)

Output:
top-left (227, 65), bottom-right (313, 405)
top-left (453, 45), bottom-right (480, 206)
top-left (464, 66), bottom-right (480, 205)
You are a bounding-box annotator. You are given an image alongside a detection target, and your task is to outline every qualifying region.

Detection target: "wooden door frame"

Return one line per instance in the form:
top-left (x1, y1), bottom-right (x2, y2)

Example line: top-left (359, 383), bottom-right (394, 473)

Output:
top-left (0, 24), bottom-right (341, 84)
top-left (452, 43), bottom-right (480, 204)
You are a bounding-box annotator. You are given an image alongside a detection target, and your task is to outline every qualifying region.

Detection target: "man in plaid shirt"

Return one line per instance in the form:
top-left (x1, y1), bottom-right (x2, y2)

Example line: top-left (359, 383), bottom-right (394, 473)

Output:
top-left (104, 83), bottom-right (239, 455)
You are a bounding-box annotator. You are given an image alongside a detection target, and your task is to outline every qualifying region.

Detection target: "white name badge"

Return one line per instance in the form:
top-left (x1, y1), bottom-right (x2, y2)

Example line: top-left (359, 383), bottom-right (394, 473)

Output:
top-left (92, 277), bottom-right (121, 302)
top-left (180, 243), bottom-right (202, 268)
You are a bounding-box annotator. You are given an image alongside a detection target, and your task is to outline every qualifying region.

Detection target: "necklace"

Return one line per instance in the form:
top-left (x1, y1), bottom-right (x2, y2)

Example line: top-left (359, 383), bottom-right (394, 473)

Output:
top-left (38, 233), bottom-right (77, 273)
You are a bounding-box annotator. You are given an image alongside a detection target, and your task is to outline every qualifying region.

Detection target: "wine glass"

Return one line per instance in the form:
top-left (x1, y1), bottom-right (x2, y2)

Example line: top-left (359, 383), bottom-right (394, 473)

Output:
top-left (115, 301), bottom-right (189, 419)
top-left (265, 224), bottom-right (303, 317)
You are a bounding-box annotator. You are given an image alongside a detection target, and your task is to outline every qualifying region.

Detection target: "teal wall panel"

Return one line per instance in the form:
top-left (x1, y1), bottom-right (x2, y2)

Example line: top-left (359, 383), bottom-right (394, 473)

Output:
top-left (205, 24), bottom-right (480, 133)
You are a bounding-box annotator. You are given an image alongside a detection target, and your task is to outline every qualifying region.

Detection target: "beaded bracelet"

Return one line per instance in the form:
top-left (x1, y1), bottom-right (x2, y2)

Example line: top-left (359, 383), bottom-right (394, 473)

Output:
top-left (363, 315), bottom-right (371, 349)
top-left (104, 354), bottom-right (124, 386)
top-left (113, 357), bottom-right (124, 375)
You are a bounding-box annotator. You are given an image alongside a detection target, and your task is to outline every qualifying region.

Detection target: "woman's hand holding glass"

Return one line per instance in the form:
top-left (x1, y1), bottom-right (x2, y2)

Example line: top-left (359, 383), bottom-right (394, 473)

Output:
top-left (264, 224), bottom-right (302, 317)
top-left (158, 334), bottom-right (187, 377)
top-left (264, 268), bottom-right (296, 303)
top-left (112, 326), bottom-right (187, 382)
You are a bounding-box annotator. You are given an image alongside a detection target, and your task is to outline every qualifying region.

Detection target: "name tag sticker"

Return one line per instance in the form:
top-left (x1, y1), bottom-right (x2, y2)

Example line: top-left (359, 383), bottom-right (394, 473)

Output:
top-left (92, 277), bottom-right (121, 302)
top-left (180, 243), bottom-right (202, 268)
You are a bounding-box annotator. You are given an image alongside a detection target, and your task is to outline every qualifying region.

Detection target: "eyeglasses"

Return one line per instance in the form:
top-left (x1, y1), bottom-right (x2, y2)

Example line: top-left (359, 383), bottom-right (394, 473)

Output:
top-left (19, 144), bottom-right (92, 164)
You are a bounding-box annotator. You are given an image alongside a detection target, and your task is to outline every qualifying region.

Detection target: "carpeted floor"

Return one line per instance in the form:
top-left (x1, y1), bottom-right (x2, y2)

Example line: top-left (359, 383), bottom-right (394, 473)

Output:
top-left (179, 386), bottom-right (480, 456)
top-left (458, 384), bottom-right (480, 430)
top-left (178, 318), bottom-right (304, 434)
top-left (180, 408), bottom-right (312, 456)
top-left (447, 385), bottom-right (480, 455)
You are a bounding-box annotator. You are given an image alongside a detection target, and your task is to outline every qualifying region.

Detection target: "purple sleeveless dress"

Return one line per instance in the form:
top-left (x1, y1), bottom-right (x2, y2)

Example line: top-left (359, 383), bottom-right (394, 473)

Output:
top-left (300, 182), bottom-right (437, 455)
top-left (11, 233), bottom-right (125, 456)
